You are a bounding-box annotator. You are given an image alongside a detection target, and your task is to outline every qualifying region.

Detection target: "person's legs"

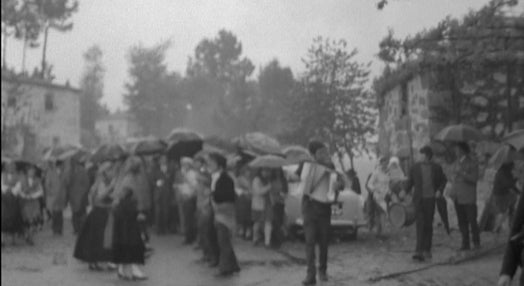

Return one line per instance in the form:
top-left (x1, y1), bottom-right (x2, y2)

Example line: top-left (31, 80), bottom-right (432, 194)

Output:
top-left (455, 202), bottom-right (470, 249)
top-left (183, 197), bottom-right (197, 243)
top-left (422, 198), bottom-right (436, 256)
top-left (72, 209), bottom-right (86, 234)
top-left (302, 198), bottom-right (317, 283)
top-left (264, 220), bottom-right (272, 247)
top-left (52, 210), bottom-right (63, 235)
top-left (215, 223), bottom-right (239, 275)
top-left (466, 204), bottom-right (480, 248)
top-left (317, 206), bottom-right (330, 279)
top-left (414, 203), bottom-right (425, 257)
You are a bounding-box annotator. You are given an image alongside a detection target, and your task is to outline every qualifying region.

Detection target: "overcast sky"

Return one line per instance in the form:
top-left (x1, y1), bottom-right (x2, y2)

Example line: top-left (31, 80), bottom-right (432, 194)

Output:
top-left (4, 0), bottom-right (523, 110)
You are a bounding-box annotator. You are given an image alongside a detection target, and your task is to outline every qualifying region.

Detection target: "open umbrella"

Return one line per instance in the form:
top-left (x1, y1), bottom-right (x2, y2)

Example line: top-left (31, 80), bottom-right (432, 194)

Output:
top-left (91, 144), bottom-right (126, 163)
top-left (43, 144), bottom-right (81, 161)
top-left (235, 132), bottom-right (282, 156)
top-left (249, 154), bottom-right (289, 168)
top-left (487, 144), bottom-right (516, 169)
top-left (126, 137), bottom-right (167, 156)
top-left (503, 129), bottom-right (524, 150)
top-left (283, 145), bottom-right (313, 164)
top-left (167, 128), bottom-right (203, 144)
top-left (433, 124), bottom-right (485, 142)
top-left (204, 136), bottom-right (236, 154)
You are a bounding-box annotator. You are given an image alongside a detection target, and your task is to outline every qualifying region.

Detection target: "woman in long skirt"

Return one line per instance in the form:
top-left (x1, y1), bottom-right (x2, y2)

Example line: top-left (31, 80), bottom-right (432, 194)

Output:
top-left (18, 166), bottom-right (44, 245)
top-left (74, 162), bottom-right (116, 271)
top-left (111, 157), bottom-right (147, 280)
top-left (208, 152), bottom-right (240, 277)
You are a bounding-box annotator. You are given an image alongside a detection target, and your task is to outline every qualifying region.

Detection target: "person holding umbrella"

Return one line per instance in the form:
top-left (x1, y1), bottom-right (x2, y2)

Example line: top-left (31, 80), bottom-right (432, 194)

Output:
top-left (45, 160), bottom-right (70, 236)
top-left (404, 146), bottom-right (447, 262)
top-left (68, 158), bottom-right (91, 235)
top-left (449, 142), bottom-right (480, 251)
top-left (491, 145), bottom-right (518, 233)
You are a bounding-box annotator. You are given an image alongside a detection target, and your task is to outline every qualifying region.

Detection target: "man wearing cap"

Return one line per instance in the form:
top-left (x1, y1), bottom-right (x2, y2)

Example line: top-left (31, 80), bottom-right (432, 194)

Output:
top-left (405, 146), bottom-right (447, 261)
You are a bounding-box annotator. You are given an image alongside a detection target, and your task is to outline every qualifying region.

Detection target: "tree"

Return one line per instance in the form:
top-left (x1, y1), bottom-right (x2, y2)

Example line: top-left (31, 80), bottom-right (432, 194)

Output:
top-left (124, 41), bottom-right (185, 137)
top-left (257, 59), bottom-right (296, 136)
top-left (286, 37), bottom-right (375, 169)
top-left (34, 0), bottom-right (78, 78)
top-left (186, 30), bottom-right (256, 136)
top-left (375, 0), bottom-right (524, 137)
top-left (79, 45), bottom-right (105, 146)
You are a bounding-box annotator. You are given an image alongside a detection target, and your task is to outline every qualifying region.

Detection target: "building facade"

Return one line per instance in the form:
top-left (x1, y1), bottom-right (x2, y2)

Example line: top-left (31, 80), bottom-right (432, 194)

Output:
top-left (1, 75), bottom-right (81, 158)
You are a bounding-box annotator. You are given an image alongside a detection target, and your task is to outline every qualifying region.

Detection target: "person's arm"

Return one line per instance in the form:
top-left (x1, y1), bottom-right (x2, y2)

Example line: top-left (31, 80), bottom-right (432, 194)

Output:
top-left (252, 177), bottom-right (271, 195)
top-left (30, 180), bottom-right (44, 199)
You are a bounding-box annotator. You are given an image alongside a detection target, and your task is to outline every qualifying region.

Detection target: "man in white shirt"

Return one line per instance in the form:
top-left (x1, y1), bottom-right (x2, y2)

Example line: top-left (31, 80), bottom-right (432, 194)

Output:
top-left (300, 140), bottom-right (343, 285)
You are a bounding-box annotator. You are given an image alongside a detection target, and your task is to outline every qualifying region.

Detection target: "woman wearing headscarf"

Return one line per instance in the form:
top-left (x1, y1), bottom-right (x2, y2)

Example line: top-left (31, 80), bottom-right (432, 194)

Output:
top-left (208, 152), bottom-right (240, 277)
top-left (111, 157), bottom-right (147, 280)
top-left (74, 162), bottom-right (116, 271)
top-left (366, 157), bottom-right (390, 237)
top-left (387, 157), bottom-right (406, 203)
top-left (18, 165), bottom-right (44, 245)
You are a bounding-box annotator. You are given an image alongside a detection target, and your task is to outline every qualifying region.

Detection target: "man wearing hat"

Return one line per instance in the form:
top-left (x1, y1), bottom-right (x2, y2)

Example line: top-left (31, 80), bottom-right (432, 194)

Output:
top-left (405, 146), bottom-right (447, 261)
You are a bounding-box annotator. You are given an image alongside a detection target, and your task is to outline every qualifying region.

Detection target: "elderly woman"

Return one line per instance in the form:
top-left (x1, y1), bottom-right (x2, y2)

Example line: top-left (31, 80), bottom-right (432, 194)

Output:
top-left (111, 157), bottom-right (148, 280)
top-left (208, 152), bottom-right (240, 277)
top-left (74, 162), bottom-right (116, 271)
top-left (251, 168), bottom-right (273, 247)
top-left (366, 157), bottom-right (390, 237)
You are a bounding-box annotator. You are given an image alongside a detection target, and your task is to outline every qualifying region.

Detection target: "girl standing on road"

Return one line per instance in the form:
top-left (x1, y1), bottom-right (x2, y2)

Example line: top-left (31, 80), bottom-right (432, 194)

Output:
top-left (251, 168), bottom-right (272, 247)
top-left (111, 157), bottom-right (148, 281)
top-left (366, 157), bottom-right (390, 237)
top-left (18, 166), bottom-right (44, 245)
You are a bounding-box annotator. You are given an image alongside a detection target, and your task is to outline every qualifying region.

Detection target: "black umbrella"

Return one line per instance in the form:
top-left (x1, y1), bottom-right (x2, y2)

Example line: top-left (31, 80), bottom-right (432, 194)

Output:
top-left (166, 140), bottom-right (203, 161)
top-left (91, 144), bottom-right (127, 163)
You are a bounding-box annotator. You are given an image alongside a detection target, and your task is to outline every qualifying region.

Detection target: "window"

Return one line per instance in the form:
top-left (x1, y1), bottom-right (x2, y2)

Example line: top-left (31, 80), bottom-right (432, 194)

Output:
top-left (45, 92), bottom-right (54, 111)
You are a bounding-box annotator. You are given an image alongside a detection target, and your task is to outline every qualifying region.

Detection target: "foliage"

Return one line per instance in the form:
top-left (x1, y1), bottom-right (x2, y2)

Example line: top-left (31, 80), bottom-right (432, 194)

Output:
top-left (79, 45), bottom-right (105, 137)
top-left (285, 37), bottom-right (375, 168)
top-left (374, 0), bottom-right (524, 137)
top-left (124, 41), bottom-right (186, 137)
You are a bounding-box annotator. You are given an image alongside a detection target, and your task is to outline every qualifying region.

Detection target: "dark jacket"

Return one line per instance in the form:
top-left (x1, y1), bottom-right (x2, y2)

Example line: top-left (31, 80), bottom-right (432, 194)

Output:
top-left (500, 185), bottom-right (524, 279)
top-left (68, 163), bottom-right (90, 212)
top-left (450, 155), bottom-right (479, 204)
top-left (405, 160), bottom-right (447, 206)
top-left (493, 163), bottom-right (517, 197)
top-left (213, 172), bottom-right (236, 204)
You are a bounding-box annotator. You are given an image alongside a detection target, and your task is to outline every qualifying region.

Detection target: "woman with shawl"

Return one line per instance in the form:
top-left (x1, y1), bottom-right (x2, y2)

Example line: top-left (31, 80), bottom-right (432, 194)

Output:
top-left (111, 157), bottom-right (148, 280)
top-left (366, 157), bottom-right (390, 236)
top-left (74, 162), bottom-right (116, 271)
top-left (208, 152), bottom-right (240, 277)
top-left (18, 165), bottom-right (44, 245)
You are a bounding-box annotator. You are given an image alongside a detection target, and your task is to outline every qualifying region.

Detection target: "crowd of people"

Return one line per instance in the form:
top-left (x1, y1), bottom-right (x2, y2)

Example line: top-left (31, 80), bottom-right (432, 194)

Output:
top-left (1, 137), bottom-right (523, 285)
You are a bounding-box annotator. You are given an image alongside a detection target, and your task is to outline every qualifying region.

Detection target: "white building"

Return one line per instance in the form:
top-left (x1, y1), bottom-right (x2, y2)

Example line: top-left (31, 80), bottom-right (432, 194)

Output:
top-left (1, 74), bottom-right (81, 158)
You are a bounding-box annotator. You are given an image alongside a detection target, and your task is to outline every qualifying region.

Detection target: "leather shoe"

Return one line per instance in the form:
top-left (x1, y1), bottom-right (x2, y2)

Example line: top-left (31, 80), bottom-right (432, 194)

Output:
top-left (302, 277), bottom-right (316, 285)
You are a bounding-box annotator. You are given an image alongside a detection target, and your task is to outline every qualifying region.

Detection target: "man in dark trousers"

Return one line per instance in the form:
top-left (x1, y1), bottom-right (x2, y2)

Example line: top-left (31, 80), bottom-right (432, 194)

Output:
top-left (450, 142), bottom-right (480, 251)
top-left (405, 146), bottom-right (447, 261)
top-left (300, 140), bottom-right (343, 285)
top-left (498, 161), bottom-right (524, 286)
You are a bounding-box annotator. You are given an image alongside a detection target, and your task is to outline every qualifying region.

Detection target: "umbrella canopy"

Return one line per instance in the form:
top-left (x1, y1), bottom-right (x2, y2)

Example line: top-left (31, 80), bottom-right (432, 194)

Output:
top-left (166, 140), bottom-right (203, 161)
top-left (204, 136), bottom-right (236, 154)
top-left (43, 144), bottom-right (81, 161)
top-left (283, 145), bottom-right (314, 164)
top-left (249, 154), bottom-right (289, 168)
top-left (487, 144), bottom-right (516, 168)
top-left (167, 128), bottom-right (203, 144)
top-left (91, 144), bottom-right (127, 163)
top-left (503, 129), bottom-right (524, 150)
top-left (235, 132), bottom-right (282, 156)
top-left (126, 137), bottom-right (167, 156)
top-left (433, 124), bottom-right (485, 142)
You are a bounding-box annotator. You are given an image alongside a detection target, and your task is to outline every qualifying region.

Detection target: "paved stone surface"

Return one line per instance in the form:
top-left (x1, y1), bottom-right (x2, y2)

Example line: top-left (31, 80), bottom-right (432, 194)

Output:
top-left (1, 219), bottom-right (516, 286)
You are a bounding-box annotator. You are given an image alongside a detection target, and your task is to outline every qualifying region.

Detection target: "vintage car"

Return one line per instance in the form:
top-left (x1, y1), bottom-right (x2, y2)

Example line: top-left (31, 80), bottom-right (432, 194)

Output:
top-left (284, 165), bottom-right (366, 240)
